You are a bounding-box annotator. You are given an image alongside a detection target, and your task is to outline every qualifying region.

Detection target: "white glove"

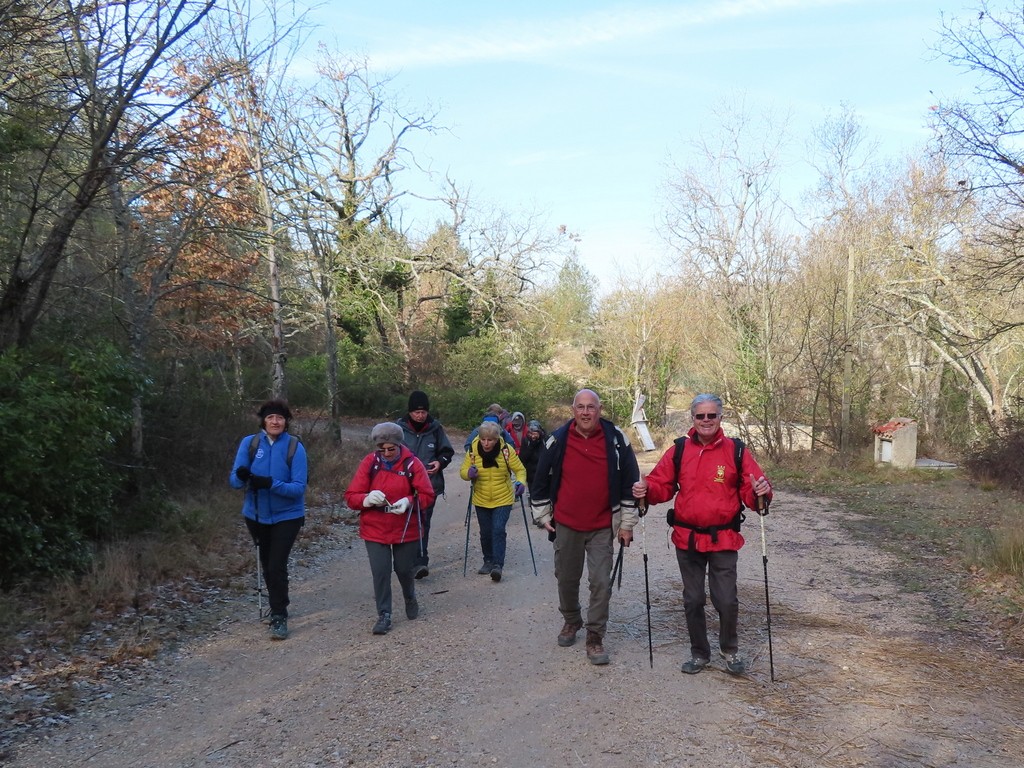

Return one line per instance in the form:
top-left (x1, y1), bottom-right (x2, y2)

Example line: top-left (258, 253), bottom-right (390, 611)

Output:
top-left (387, 497), bottom-right (411, 515)
top-left (363, 489), bottom-right (387, 508)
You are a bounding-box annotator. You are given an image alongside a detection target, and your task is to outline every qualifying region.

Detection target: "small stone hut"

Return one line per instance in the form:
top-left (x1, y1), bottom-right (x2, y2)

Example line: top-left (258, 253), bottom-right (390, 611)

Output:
top-left (872, 417), bottom-right (918, 469)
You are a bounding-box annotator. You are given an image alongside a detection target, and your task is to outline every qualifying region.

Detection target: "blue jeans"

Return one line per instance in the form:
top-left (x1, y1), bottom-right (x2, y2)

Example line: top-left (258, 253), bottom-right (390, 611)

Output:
top-left (475, 504), bottom-right (512, 567)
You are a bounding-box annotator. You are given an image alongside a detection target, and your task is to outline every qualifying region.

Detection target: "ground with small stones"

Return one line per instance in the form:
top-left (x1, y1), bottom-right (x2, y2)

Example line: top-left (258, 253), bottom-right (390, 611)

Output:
top-left (4, 445), bottom-right (1023, 767)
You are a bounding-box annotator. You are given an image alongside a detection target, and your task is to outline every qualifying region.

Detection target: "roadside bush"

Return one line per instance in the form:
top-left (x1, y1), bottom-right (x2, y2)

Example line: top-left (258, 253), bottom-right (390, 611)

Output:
top-left (0, 343), bottom-right (140, 588)
top-left (437, 332), bottom-right (579, 428)
top-left (963, 418), bottom-right (1024, 491)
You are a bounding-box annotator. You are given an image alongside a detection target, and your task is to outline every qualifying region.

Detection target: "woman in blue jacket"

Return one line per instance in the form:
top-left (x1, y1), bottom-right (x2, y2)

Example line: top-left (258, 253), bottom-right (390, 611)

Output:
top-left (229, 400), bottom-right (307, 641)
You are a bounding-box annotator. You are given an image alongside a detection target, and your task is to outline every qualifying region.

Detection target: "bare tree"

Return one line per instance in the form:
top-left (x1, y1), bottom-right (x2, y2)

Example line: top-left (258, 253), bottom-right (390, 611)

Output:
top-left (659, 98), bottom-right (797, 456)
top-left (0, 0), bottom-right (219, 350)
top-left (869, 157), bottom-right (1024, 431)
top-left (805, 106), bottom-right (880, 452)
top-left (931, 1), bottom-right (1024, 286)
top-left (198, 0), bottom-right (310, 401)
top-left (593, 274), bottom-right (683, 423)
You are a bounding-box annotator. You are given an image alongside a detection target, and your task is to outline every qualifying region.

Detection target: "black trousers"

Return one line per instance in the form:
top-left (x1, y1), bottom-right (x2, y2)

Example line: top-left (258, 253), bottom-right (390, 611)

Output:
top-left (245, 516), bottom-right (304, 618)
top-left (675, 548), bottom-right (740, 659)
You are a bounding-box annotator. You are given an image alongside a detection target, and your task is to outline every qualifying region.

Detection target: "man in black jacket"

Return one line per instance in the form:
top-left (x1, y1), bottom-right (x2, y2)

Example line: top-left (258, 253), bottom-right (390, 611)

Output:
top-left (397, 390), bottom-right (455, 579)
top-left (518, 419), bottom-right (546, 487)
top-left (530, 389), bottom-right (640, 665)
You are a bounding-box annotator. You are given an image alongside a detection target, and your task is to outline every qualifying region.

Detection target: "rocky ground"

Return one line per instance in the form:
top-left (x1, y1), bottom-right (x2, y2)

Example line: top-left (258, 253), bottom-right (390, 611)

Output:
top-left (3, 446), bottom-right (1024, 767)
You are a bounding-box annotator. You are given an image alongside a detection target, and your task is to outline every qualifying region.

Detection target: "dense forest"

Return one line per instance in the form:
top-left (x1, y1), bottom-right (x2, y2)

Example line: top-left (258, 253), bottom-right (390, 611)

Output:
top-left (3, 0), bottom-right (1024, 588)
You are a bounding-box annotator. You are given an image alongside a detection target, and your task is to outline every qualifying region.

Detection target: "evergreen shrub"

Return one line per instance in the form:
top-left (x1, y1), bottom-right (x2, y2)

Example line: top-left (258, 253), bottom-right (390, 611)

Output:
top-left (0, 343), bottom-right (139, 587)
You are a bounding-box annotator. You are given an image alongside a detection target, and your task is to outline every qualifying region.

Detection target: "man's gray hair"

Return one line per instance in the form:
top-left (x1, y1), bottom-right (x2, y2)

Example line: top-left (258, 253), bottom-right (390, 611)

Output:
top-left (572, 388), bottom-right (601, 406)
top-left (690, 393), bottom-right (723, 415)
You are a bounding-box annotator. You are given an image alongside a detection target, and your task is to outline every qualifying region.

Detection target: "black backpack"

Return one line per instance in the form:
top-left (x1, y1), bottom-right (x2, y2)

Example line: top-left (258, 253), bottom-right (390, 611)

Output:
top-left (248, 433), bottom-right (300, 471)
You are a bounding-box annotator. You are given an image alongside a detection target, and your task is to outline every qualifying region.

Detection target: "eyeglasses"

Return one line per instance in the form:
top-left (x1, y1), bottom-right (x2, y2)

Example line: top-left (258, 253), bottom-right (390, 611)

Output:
top-left (693, 413), bottom-right (720, 421)
top-left (379, 444), bottom-right (400, 454)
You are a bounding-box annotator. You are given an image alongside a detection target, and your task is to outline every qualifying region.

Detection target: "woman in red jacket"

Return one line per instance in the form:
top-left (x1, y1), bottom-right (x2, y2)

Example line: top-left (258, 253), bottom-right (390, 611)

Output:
top-left (633, 394), bottom-right (772, 676)
top-left (345, 423), bottom-right (435, 635)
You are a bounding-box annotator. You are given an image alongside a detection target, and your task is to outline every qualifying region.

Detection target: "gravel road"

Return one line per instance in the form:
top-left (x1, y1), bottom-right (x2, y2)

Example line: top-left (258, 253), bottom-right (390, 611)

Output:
top-left (6, 447), bottom-right (1024, 767)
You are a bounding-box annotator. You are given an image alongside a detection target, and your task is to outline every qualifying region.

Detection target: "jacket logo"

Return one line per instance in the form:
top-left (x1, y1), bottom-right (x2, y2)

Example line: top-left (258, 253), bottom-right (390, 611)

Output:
top-left (714, 465), bottom-right (726, 483)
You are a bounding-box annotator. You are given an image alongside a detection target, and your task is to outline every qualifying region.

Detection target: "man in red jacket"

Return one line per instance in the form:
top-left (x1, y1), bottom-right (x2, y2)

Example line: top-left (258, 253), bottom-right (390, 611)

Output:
top-left (633, 393), bottom-right (772, 675)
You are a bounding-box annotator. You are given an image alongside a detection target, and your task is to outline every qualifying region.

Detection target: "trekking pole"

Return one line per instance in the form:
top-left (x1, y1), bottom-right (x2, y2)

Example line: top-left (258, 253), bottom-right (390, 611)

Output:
top-left (250, 485), bottom-right (266, 620)
top-left (518, 496), bottom-right (537, 576)
top-left (463, 481), bottom-right (474, 577)
top-left (415, 494), bottom-right (424, 558)
top-left (758, 494), bottom-right (776, 682)
top-left (641, 499), bottom-right (653, 668)
top-left (610, 539), bottom-right (624, 590)
top-left (255, 540), bottom-right (265, 620)
top-left (399, 493), bottom-right (413, 543)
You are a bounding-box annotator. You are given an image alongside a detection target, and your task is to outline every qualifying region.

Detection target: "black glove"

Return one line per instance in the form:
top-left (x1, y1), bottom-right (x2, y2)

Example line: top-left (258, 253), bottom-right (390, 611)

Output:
top-left (235, 466), bottom-right (251, 481)
top-left (666, 508), bottom-right (676, 526)
top-left (250, 474), bottom-right (273, 490)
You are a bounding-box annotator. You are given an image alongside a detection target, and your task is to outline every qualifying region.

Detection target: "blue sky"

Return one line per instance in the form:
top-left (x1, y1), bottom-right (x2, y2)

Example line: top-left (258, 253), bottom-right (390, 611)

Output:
top-left (302, 0), bottom-right (972, 292)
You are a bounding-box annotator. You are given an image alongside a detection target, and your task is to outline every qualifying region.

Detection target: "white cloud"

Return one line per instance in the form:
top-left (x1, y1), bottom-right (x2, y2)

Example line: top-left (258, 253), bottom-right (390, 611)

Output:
top-left (368, 0), bottom-right (867, 70)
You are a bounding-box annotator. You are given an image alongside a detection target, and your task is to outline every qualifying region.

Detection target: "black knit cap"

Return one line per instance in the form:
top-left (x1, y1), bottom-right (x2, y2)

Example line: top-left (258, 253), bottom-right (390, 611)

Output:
top-left (258, 399), bottom-right (292, 421)
top-left (408, 390), bottom-right (430, 412)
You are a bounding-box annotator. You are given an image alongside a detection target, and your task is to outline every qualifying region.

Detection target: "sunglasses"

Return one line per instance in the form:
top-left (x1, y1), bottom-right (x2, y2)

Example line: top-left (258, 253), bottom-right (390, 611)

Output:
top-left (693, 413), bottom-right (720, 421)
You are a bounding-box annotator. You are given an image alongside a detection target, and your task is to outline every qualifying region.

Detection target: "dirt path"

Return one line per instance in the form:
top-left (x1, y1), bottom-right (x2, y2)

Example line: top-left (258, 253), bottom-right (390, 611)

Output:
top-left (6, 448), bottom-right (1024, 767)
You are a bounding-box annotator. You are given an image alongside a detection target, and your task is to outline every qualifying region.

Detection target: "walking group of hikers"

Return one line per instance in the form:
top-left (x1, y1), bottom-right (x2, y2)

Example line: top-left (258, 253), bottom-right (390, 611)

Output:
top-left (229, 388), bottom-right (773, 675)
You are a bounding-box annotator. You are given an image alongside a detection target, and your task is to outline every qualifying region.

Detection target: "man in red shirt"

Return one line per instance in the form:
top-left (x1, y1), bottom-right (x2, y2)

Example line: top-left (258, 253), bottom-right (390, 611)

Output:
top-left (530, 389), bottom-right (640, 665)
top-left (633, 393), bottom-right (772, 675)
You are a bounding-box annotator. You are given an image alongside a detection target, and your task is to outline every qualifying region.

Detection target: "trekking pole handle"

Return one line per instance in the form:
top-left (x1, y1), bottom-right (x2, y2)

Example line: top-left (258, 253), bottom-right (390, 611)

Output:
top-left (758, 495), bottom-right (768, 557)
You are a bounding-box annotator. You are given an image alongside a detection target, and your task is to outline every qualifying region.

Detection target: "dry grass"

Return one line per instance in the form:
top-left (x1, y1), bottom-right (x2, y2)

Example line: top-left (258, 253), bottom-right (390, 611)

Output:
top-left (990, 524), bottom-right (1024, 578)
top-left (1, 429), bottom-right (365, 664)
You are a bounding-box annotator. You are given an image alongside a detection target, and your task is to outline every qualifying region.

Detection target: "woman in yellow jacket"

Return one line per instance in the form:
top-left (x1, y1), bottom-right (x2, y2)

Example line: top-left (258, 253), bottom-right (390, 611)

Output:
top-left (460, 420), bottom-right (527, 581)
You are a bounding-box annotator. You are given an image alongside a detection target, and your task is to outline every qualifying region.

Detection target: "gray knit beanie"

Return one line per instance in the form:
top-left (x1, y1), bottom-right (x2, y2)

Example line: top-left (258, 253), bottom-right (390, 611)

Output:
top-left (371, 422), bottom-right (404, 447)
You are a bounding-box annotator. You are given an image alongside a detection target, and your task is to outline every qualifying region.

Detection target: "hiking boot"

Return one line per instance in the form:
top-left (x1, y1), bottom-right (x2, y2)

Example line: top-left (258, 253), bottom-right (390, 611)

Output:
top-left (490, 565), bottom-right (502, 582)
top-left (405, 598), bottom-right (419, 620)
top-left (372, 612), bottom-right (392, 635)
top-left (720, 651), bottom-right (746, 676)
top-left (413, 564), bottom-right (429, 580)
top-left (557, 620), bottom-right (583, 647)
top-left (585, 631), bottom-right (609, 665)
top-left (681, 656), bottom-right (710, 674)
top-left (477, 561), bottom-right (493, 575)
top-left (269, 615), bottom-right (288, 641)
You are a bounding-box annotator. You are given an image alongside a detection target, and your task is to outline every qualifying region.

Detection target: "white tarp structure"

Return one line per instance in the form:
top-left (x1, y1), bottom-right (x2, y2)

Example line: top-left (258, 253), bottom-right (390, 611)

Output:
top-left (630, 392), bottom-right (656, 452)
